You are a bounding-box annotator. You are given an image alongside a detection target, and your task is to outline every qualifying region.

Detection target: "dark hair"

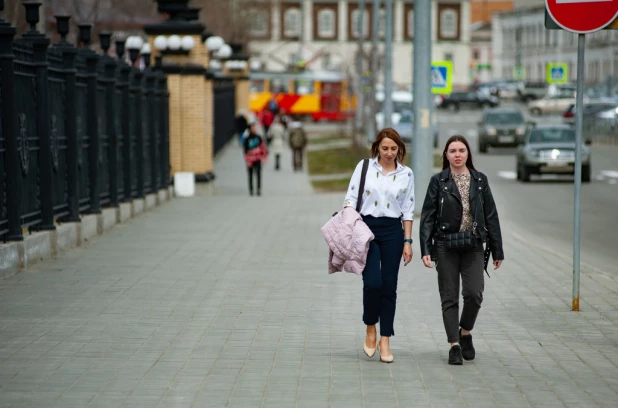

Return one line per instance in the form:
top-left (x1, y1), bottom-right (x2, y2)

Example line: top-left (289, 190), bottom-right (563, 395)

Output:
top-left (371, 128), bottom-right (406, 163)
top-left (442, 135), bottom-right (476, 170)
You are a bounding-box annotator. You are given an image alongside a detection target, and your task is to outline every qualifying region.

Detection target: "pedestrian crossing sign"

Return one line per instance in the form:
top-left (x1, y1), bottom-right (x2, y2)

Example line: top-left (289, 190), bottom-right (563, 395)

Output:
top-left (431, 61), bottom-right (453, 95)
top-left (546, 63), bottom-right (568, 84)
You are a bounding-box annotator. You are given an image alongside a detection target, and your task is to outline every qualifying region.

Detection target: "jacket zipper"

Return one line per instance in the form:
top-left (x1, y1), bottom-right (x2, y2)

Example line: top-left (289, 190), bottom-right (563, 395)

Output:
top-left (439, 196), bottom-right (444, 218)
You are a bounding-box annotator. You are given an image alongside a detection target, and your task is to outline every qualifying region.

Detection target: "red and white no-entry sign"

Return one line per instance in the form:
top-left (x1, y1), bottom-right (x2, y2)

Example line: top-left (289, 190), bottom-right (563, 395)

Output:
top-left (545, 0), bottom-right (618, 33)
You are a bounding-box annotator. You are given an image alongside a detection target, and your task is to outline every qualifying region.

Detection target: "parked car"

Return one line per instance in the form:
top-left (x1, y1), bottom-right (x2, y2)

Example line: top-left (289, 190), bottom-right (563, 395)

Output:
top-left (517, 81), bottom-right (547, 102)
top-left (516, 124), bottom-right (591, 182)
top-left (528, 92), bottom-right (576, 115)
top-left (392, 110), bottom-right (439, 148)
top-left (477, 108), bottom-right (527, 153)
top-left (437, 91), bottom-right (499, 111)
top-left (562, 101), bottom-right (618, 125)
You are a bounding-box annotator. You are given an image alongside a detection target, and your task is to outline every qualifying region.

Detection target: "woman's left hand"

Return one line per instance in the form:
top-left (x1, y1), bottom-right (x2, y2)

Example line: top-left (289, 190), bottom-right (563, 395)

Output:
top-left (493, 260), bottom-right (503, 270)
top-left (403, 243), bottom-right (413, 266)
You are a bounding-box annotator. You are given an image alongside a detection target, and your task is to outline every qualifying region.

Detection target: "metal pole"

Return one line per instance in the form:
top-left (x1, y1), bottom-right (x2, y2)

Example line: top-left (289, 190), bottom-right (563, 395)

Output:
top-left (412, 0), bottom-right (432, 214)
top-left (298, 0), bottom-right (304, 64)
top-left (355, 0), bottom-right (367, 145)
top-left (383, 0), bottom-right (393, 128)
top-left (368, 0), bottom-right (380, 141)
top-left (572, 33), bottom-right (585, 312)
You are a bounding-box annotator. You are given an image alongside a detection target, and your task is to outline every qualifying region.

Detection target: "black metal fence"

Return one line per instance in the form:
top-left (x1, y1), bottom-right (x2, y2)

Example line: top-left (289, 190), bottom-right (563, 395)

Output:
top-left (213, 77), bottom-right (236, 155)
top-left (0, 6), bottom-right (170, 242)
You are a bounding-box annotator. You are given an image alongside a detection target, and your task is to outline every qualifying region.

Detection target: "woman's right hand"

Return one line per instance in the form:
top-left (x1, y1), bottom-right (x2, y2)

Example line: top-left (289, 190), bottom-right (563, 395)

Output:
top-left (422, 255), bottom-right (433, 268)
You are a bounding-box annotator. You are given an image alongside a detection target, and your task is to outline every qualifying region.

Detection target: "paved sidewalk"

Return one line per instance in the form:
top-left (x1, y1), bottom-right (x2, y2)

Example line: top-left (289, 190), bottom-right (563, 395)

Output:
top-left (0, 142), bottom-right (617, 408)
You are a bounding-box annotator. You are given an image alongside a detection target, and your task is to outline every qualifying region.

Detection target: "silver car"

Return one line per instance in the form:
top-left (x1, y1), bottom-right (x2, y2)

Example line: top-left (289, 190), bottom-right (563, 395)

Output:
top-left (392, 110), bottom-right (438, 148)
top-left (516, 124), bottom-right (591, 182)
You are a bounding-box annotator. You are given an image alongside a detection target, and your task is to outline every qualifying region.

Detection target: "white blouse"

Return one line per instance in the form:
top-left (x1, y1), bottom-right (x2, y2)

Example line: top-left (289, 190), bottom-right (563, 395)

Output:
top-left (343, 158), bottom-right (415, 221)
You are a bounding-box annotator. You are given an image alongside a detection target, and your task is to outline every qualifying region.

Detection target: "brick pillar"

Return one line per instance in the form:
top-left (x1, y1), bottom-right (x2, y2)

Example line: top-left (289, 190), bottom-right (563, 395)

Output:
top-left (167, 72), bottom-right (182, 176)
top-left (235, 78), bottom-right (250, 114)
top-left (204, 74), bottom-right (214, 174)
top-left (179, 68), bottom-right (209, 177)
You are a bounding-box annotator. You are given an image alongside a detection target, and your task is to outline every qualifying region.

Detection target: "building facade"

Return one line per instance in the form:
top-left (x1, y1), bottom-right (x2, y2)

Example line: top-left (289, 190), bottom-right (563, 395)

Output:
top-left (247, 0), bottom-right (473, 88)
top-left (492, 6), bottom-right (618, 84)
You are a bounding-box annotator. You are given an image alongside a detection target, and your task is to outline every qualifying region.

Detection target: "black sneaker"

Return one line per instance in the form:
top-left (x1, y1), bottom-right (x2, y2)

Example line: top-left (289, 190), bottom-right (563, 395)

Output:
top-left (448, 345), bottom-right (463, 365)
top-left (459, 329), bottom-right (475, 361)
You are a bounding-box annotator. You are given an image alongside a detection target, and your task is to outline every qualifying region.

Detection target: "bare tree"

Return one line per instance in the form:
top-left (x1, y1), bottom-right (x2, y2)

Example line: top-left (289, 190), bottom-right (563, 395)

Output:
top-left (195, 0), bottom-right (269, 47)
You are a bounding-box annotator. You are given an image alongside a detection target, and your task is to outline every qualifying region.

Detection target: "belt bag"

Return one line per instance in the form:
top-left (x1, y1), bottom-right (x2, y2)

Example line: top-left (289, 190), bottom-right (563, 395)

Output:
top-left (444, 225), bottom-right (477, 250)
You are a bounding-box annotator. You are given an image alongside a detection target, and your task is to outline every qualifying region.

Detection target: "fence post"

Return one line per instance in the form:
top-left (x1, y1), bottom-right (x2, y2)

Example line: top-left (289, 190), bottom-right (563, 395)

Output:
top-left (22, 2), bottom-right (55, 231)
top-left (144, 62), bottom-right (157, 193)
top-left (0, 1), bottom-right (23, 241)
top-left (99, 32), bottom-right (118, 207)
top-left (157, 56), bottom-right (170, 188)
top-left (54, 16), bottom-right (80, 223)
top-left (115, 40), bottom-right (132, 202)
top-left (78, 24), bottom-right (101, 214)
top-left (129, 59), bottom-right (145, 198)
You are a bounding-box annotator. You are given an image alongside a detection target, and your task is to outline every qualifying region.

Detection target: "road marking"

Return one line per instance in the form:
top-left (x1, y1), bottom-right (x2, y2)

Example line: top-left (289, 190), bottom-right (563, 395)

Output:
top-left (498, 171), bottom-right (517, 180)
top-left (599, 170), bottom-right (618, 179)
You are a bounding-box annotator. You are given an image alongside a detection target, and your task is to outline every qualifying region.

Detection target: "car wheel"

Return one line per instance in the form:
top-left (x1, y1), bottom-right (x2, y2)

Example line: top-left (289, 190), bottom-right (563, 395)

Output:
top-left (582, 165), bottom-right (591, 183)
top-left (516, 164), bottom-right (521, 180)
top-left (520, 166), bottom-right (531, 182)
top-left (449, 103), bottom-right (459, 112)
top-left (530, 108), bottom-right (542, 116)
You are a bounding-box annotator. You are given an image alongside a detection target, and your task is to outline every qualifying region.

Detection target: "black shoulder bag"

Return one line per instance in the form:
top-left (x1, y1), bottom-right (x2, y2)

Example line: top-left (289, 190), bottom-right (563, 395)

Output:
top-left (332, 159), bottom-right (369, 217)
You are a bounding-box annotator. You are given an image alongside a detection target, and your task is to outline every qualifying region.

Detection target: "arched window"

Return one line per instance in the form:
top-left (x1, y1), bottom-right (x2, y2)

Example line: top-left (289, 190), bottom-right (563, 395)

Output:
top-left (350, 9), bottom-right (369, 39)
top-left (250, 9), bottom-right (269, 38)
top-left (438, 5), bottom-right (459, 40)
top-left (283, 8), bottom-right (301, 38)
top-left (317, 9), bottom-right (336, 38)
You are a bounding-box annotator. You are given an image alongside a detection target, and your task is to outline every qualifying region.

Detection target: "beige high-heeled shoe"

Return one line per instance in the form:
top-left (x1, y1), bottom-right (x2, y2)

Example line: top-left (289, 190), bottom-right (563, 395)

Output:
top-left (363, 340), bottom-right (376, 358)
top-left (377, 344), bottom-right (394, 363)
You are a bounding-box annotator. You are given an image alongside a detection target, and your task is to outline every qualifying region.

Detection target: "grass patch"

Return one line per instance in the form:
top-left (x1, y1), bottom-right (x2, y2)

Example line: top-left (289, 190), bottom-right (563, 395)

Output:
top-left (307, 146), bottom-right (370, 176)
top-left (309, 136), bottom-right (351, 145)
top-left (311, 178), bottom-right (351, 192)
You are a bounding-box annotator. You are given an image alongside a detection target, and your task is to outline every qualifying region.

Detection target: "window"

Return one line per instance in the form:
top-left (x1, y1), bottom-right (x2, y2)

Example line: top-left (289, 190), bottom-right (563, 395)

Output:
top-left (378, 8), bottom-right (386, 38)
top-left (250, 9), bottom-right (269, 38)
top-left (350, 8), bottom-right (370, 39)
top-left (473, 49), bottom-right (480, 60)
top-left (316, 8), bottom-right (336, 39)
top-left (283, 7), bottom-right (301, 38)
top-left (322, 53), bottom-right (332, 70)
top-left (438, 4), bottom-right (460, 41)
top-left (405, 5), bottom-right (414, 40)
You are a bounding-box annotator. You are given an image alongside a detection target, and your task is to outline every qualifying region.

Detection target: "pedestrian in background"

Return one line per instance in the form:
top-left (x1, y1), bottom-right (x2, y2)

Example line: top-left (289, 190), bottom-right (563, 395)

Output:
top-left (243, 121), bottom-right (268, 196)
top-left (343, 128), bottom-right (415, 363)
top-left (267, 116), bottom-right (286, 171)
top-left (419, 135), bottom-right (504, 365)
top-left (234, 109), bottom-right (249, 146)
top-left (288, 121), bottom-right (307, 171)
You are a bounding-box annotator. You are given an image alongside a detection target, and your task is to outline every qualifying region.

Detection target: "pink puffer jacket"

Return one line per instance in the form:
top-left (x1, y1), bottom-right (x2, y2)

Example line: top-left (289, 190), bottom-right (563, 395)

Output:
top-left (321, 207), bottom-right (374, 275)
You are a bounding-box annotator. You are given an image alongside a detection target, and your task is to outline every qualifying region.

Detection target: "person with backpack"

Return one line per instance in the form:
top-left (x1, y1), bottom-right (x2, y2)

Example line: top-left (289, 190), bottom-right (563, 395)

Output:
top-left (288, 121), bottom-right (307, 171)
top-left (267, 116), bottom-right (286, 171)
top-left (419, 135), bottom-right (504, 365)
top-left (243, 121), bottom-right (268, 196)
top-left (343, 128), bottom-right (415, 363)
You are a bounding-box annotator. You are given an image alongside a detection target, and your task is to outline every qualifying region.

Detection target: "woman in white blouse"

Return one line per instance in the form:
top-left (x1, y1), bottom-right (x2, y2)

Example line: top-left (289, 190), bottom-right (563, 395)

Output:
top-left (344, 128), bottom-right (415, 363)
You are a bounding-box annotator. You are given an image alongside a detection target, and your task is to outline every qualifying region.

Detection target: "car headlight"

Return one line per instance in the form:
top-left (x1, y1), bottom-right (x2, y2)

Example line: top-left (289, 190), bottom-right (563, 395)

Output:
top-left (515, 127), bottom-right (526, 135)
top-left (486, 127), bottom-right (497, 136)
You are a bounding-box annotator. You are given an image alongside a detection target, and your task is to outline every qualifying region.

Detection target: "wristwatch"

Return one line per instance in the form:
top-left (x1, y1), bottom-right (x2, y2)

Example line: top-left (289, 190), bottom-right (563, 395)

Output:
top-left (404, 239), bottom-right (413, 244)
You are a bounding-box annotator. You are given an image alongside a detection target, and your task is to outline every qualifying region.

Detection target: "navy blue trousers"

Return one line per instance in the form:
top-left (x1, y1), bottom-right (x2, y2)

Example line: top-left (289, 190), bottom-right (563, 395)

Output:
top-left (362, 216), bottom-right (404, 337)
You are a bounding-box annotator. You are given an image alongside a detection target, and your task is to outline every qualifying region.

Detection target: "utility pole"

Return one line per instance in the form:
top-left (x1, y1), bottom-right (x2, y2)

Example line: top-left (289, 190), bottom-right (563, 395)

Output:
top-left (412, 0), bottom-right (432, 214)
top-left (368, 0), bottom-right (380, 141)
top-left (383, 0), bottom-right (393, 128)
top-left (355, 0), bottom-right (367, 146)
top-left (298, 0), bottom-right (304, 65)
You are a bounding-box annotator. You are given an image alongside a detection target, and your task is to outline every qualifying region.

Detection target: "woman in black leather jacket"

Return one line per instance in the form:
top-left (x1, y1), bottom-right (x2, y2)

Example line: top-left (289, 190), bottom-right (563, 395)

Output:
top-left (419, 135), bottom-right (504, 366)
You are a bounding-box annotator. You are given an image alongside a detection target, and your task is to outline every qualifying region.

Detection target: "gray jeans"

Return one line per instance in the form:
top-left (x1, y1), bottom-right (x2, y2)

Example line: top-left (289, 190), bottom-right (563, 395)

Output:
top-left (435, 240), bottom-right (485, 343)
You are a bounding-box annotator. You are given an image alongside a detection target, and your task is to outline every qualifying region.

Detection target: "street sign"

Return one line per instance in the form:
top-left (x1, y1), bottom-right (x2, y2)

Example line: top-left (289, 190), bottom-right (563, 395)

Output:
top-left (513, 66), bottom-right (526, 80)
top-left (545, 11), bottom-right (618, 29)
top-left (431, 61), bottom-right (453, 95)
top-left (546, 62), bottom-right (568, 84)
top-left (545, 0), bottom-right (618, 34)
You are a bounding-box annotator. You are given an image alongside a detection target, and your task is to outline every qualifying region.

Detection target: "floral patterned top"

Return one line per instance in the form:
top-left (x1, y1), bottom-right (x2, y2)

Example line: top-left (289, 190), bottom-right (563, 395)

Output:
top-left (452, 173), bottom-right (474, 232)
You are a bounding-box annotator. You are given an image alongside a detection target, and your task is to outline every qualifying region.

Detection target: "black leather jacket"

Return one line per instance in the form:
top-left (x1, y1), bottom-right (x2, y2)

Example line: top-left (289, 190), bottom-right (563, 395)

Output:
top-left (419, 168), bottom-right (504, 260)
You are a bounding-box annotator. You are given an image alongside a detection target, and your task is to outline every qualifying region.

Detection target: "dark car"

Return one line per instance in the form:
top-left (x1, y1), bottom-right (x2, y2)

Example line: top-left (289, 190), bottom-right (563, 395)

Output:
top-left (438, 91), bottom-right (499, 111)
top-left (516, 124), bottom-right (591, 182)
top-left (477, 108), bottom-right (527, 153)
